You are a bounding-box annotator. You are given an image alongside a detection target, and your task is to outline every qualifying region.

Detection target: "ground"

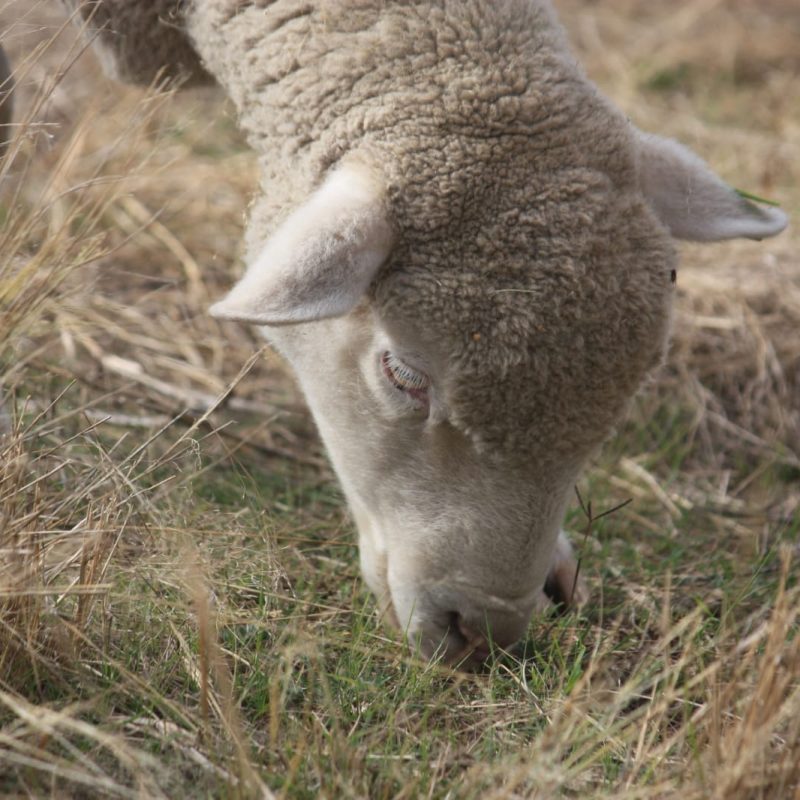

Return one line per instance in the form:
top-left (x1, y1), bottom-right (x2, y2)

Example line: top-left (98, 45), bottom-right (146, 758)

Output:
top-left (0, 1), bottom-right (798, 798)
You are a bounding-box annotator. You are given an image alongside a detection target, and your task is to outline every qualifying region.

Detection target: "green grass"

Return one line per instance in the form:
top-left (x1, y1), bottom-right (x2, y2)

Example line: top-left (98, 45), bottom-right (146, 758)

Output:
top-left (5, 375), bottom-right (795, 798)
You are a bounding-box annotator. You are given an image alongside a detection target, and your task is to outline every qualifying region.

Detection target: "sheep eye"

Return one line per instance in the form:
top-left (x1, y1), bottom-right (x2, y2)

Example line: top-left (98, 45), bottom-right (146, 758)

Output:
top-left (381, 351), bottom-right (430, 400)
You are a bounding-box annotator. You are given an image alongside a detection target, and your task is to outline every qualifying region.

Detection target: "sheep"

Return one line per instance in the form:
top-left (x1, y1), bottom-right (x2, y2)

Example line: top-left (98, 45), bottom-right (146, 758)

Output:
top-left (60, 0), bottom-right (787, 666)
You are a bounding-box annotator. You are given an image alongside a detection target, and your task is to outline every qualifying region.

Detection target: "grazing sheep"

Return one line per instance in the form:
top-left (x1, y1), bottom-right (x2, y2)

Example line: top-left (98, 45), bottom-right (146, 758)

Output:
top-left (61, 0), bottom-right (788, 665)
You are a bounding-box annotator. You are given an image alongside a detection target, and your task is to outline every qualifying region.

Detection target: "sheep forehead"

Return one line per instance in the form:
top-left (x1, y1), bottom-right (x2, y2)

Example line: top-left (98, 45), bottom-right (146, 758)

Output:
top-left (375, 180), bottom-right (676, 458)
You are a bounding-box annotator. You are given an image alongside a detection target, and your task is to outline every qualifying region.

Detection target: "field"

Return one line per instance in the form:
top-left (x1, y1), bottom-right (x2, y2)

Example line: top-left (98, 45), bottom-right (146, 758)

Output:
top-left (1, 1), bottom-right (798, 797)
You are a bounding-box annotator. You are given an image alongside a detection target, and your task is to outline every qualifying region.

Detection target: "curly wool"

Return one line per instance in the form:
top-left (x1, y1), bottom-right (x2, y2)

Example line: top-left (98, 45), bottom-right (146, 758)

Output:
top-left (194, 1), bottom-right (674, 460)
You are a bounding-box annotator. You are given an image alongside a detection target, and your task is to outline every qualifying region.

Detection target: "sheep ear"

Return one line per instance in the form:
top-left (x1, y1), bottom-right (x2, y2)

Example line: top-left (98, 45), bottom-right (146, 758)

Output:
top-left (210, 165), bottom-right (393, 325)
top-left (635, 131), bottom-right (788, 242)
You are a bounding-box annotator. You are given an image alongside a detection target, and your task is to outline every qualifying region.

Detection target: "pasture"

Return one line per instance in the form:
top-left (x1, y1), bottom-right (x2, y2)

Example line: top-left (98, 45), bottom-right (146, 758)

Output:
top-left (1, 1), bottom-right (798, 797)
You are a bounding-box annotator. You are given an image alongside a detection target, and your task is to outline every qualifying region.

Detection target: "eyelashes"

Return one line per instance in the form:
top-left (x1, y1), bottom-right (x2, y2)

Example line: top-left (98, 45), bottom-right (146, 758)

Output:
top-left (381, 351), bottom-right (430, 401)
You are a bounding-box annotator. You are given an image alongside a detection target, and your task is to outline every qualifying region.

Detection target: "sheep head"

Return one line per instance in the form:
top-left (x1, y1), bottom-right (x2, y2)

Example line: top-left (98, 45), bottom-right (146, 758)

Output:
top-left (211, 126), bottom-right (786, 667)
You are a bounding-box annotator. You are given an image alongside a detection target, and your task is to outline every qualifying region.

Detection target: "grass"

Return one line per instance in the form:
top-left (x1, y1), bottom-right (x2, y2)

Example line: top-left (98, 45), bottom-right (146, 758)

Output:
top-left (1, 1), bottom-right (799, 798)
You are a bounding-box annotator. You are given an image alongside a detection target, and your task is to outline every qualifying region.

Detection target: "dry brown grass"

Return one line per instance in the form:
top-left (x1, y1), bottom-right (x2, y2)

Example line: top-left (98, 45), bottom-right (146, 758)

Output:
top-left (0, 1), bottom-right (798, 797)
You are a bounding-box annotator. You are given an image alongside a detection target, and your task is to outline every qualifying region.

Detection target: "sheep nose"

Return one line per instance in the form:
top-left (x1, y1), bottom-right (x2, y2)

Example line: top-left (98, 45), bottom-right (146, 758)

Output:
top-left (440, 609), bottom-right (527, 667)
top-left (452, 613), bottom-right (493, 662)
top-left (389, 580), bottom-right (534, 666)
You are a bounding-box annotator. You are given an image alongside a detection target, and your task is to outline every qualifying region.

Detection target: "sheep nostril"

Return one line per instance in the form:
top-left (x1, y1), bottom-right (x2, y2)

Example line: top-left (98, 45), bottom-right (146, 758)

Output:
top-left (450, 612), bottom-right (491, 662)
